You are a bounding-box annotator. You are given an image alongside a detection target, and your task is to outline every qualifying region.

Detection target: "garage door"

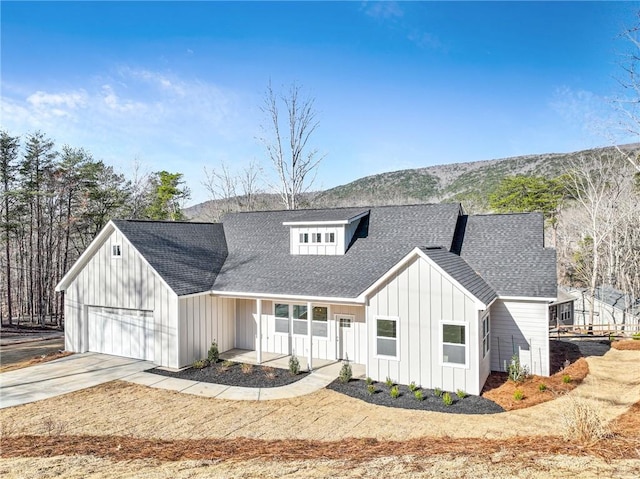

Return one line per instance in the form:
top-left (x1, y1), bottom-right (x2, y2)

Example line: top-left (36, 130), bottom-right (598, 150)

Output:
top-left (88, 306), bottom-right (154, 361)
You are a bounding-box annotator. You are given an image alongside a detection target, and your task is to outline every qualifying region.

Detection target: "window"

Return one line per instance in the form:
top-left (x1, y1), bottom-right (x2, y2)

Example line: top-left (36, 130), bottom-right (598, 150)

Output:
top-left (376, 317), bottom-right (398, 358)
top-left (275, 303), bottom-right (289, 333)
top-left (312, 306), bottom-right (328, 337)
top-left (292, 304), bottom-right (308, 335)
top-left (299, 233), bottom-right (309, 244)
top-left (311, 233), bottom-right (322, 243)
top-left (442, 323), bottom-right (466, 366)
top-left (325, 232), bottom-right (335, 243)
top-left (482, 315), bottom-right (490, 358)
top-left (559, 303), bottom-right (572, 323)
top-left (111, 244), bottom-right (122, 257)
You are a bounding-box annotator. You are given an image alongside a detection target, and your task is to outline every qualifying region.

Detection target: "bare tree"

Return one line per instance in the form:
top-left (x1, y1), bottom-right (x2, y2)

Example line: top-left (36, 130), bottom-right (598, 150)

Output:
top-left (259, 81), bottom-right (325, 210)
top-left (203, 162), bottom-right (239, 220)
top-left (239, 159), bottom-right (263, 211)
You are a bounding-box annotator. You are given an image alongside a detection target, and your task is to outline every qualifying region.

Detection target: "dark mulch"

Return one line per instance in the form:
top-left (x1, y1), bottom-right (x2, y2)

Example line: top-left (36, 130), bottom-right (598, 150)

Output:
top-left (550, 338), bottom-right (610, 373)
top-left (148, 361), bottom-right (309, 388)
top-left (327, 379), bottom-right (504, 415)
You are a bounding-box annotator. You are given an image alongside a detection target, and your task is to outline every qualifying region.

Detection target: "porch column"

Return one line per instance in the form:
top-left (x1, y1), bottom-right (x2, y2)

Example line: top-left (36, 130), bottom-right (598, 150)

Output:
top-left (307, 301), bottom-right (313, 371)
top-left (256, 299), bottom-right (262, 364)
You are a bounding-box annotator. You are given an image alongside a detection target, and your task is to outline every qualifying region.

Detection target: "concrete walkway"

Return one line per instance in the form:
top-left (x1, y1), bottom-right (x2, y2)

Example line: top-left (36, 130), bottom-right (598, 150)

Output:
top-left (123, 360), bottom-right (347, 401)
top-left (0, 353), bottom-right (154, 409)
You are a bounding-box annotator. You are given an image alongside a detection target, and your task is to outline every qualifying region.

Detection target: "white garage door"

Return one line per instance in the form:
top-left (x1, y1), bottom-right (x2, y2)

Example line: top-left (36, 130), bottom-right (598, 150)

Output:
top-left (88, 306), bottom-right (154, 361)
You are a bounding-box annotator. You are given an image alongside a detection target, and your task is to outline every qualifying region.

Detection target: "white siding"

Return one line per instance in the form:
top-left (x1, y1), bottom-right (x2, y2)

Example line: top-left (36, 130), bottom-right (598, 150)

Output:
top-left (290, 225), bottom-right (344, 255)
top-left (366, 256), bottom-right (483, 395)
top-left (178, 295), bottom-right (235, 367)
top-left (490, 299), bottom-right (550, 376)
top-left (235, 299), bottom-right (257, 350)
top-left (63, 228), bottom-right (180, 368)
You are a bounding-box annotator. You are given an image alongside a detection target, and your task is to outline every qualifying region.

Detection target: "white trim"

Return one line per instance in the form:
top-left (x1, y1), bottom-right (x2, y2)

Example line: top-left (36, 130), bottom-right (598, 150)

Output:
top-left (373, 315), bottom-right (399, 360)
top-left (210, 289), bottom-right (363, 305)
top-left (356, 247), bottom-right (490, 309)
top-left (440, 320), bottom-right (469, 369)
top-left (282, 212), bottom-right (368, 227)
top-left (111, 244), bottom-right (122, 258)
top-left (499, 296), bottom-right (557, 302)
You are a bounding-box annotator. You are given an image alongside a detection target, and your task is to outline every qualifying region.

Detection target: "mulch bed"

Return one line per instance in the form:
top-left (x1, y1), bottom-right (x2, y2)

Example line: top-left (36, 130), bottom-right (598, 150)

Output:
top-left (612, 339), bottom-right (640, 351)
top-left (148, 361), bottom-right (309, 388)
top-left (0, 351), bottom-right (73, 373)
top-left (327, 379), bottom-right (504, 414)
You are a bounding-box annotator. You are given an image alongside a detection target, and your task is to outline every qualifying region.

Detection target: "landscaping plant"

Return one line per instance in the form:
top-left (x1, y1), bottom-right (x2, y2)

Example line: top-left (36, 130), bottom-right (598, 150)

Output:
top-left (442, 392), bottom-right (453, 406)
top-left (508, 354), bottom-right (529, 383)
top-left (366, 384), bottom-right (376, 395)
top-left (408, 381), bottom-right (418, 392)
top-left (538, 383), bottom-right (547, 392)
top-left (289, 354), bottom-right (301, 375)
top-left (563, 374), bottom-right (572, 384)
top-left (207, 341), bottom-right (219, 363)
top-left (240, 363), bottom-right (253, 374)
top-left (385, 376), bottom-right (394, 388)
top-left (434, 387), bottom-right (443, 397)
top-left (513, 389), bottom-right (524, 401)
top-left (192, 359), bottom-right (209, 369)
top-left (339, 361), bottom-right (352, 383)
top-left (414, 390), bottom-right (424, 401)
top-left (456, 389), bottom-right (467, 399)
top-left (390, 385), bottom-right (400, 399)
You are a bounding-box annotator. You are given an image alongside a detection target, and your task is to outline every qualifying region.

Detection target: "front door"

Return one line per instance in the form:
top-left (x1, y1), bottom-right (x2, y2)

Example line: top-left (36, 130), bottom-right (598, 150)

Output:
top-left (337, 315), bottom-right (355, 361)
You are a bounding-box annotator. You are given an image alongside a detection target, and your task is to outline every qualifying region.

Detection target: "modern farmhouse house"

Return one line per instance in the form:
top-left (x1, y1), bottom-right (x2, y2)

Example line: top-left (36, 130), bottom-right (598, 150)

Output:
top-left (56, 203), bottom-right (556, 395)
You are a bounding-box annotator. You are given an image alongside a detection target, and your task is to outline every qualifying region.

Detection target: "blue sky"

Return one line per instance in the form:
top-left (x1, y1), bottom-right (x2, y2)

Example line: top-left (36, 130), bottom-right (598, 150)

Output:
top-left (2, 1), bottom-right (638, 206)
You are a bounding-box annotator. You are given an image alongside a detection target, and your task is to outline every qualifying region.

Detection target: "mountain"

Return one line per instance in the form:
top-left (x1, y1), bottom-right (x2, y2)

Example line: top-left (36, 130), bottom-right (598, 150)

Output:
top-left (185, 144), bottom-right (639, 219)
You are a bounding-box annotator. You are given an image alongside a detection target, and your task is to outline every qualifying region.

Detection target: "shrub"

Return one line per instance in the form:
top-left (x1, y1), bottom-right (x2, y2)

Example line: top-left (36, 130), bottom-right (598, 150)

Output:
top-left (289, 354), bottom-right (301, 375)
top-left (408, 381), bottom-right (419, 392)
top-left (434, 387), bottom-right (443, 397)
top-left (207, 341), bottom-right (219, 363)
top-left (192, 359), bottom-right (209, 369)
top-left (390, 385), bottom-right (400, 399)
top-left (385, 377), bottom-right (394, 388)
top-left (414, 390), bottom-right (424, 401)
top-left (240, 363), bottom-right (253, 374)
top-left (560, 398), bottom-right (611, 443)
top-left (367, 384), bottom-right (376, 395)
top-left (538, 383), bottom-right (547, 392)
top-left (339, 361), bottom-right (352, 383)
top-left (220, 360), bottom-right (234, 371)
top-left (262, 366), bottom-right (276, 380)
top-left (508, 354), bottom-right (529, 383)
top-left (456, 389), bottom-right (467, 399)
top-left (563, 374), bottom-right (572, 384)
top-left (632, 332), bottom-right (640, 340)
top-left (442, 392), bottom-right (453, 406)
top-left (513, 389), bottom-right (524, 401)
top-left (365, 376), bottom-right (374, 385)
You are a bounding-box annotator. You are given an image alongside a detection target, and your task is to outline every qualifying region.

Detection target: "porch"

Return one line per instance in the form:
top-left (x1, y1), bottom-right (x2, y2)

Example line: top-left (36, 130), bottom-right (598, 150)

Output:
top-left (220, 348), bottom-right (366, 378)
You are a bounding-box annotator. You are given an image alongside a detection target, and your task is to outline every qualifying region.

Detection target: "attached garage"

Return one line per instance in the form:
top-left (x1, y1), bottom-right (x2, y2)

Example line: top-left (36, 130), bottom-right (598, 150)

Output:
top-left (87, 306), bottom-right (154, 361)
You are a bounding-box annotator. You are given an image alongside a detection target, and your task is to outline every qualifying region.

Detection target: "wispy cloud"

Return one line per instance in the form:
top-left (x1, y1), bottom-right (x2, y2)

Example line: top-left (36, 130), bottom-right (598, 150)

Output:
top-left (361, 1), bottom-right (404, 20)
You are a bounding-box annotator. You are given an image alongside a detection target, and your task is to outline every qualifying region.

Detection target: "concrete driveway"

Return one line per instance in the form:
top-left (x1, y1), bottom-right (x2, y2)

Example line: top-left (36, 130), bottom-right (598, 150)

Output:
top-left (0, 353), bottom-right (154, 409)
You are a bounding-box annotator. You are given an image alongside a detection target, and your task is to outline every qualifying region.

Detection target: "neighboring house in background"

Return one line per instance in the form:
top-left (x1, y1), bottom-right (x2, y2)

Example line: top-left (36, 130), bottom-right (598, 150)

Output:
top-left (549, 287), bottom-right (576, 328)
top-left (569, 285), bottom-right (640, 333)
top-left (55, 204), bottom-right (557, 395)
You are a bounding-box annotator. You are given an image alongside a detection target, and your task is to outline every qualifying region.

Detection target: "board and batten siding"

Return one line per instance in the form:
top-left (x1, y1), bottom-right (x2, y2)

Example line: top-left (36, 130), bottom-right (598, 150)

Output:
top-left (366, 255), bottom-right (483, 395)
top-left (63, 227), bottom-right (179, 368)
top-left (234, 299), bottom-right (367, 364)
top-left (490, 299), bottom-right (550, 376)
top-left (178, 295), bottom-right (235, 367)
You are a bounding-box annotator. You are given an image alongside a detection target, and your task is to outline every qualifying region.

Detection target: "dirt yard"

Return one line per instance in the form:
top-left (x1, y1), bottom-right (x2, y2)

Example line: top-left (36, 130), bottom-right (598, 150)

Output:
top-left (1, 348), bottom-right (639, 477)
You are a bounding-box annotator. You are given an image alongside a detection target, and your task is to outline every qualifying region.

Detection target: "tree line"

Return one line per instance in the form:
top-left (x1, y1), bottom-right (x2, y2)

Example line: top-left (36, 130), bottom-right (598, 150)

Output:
top-left (0, 130), bottom-right (190, 326)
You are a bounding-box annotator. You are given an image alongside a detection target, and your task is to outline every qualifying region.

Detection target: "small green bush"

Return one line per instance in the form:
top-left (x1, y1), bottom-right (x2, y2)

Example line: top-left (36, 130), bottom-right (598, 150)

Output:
top-left (339, 361), bottom-right (353, 383)
top-left (365, 376), bottom-right (374, 385)
top-left (289, 354), bottom-right (301, 375)
top-left (632, 332), bottom-right (640, 340)
top-left (220, 360), bottom-right (234, 371)
top-left (207, 341), bottom-right (219, 363)
top-left (390, 385), bottom-right (400, 399)
top-left (434, 387), bottom-right (443, 397)
top-left (366, 384), bottom-right (376, 395)
top-left (442, 392), bottom-right (453, 406)
top-left (508, 354), bottom-right (529, 383)
top-left (408, 381), bottom-right (419, 392)
top-left (385, 377), bottom-right (394, 388)
top-left (192, 359), bottom-right (209, 369)
top-left (563, 374), bottom-right (572, 384)
top-left (514, 389), bottom-right (524, 401)
top-left (456, 389), bottom-right (467, 399)
top-left (414, 390), bottom-right (424, 401)
top-left (538, 383), bottom-right (547, 392)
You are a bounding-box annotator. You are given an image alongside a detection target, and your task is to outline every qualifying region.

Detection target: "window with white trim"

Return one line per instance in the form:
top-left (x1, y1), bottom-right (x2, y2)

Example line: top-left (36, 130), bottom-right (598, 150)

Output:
top-left (299, 233), bottom-right (309, 244)
top-left (275, 303), bottom-right (289, 333)
top-left (312, 306), bottom-right (328, 337)
top-left (559, 303), bottom-right (572, 323)
top-left (311, 233), bottom-right (322, 243)
top-left (376, 317), bottom-right (398, 358)
top-left (442, 323), bottom-right (466, 366)
top-left (482, 314), bottom-right (490, 358)
top-left (325, 232), bottom-right (335, 243)
top-left (111, 244), bottom-right (122, 258)
top-left (292, 304), bottom-right (308, 335)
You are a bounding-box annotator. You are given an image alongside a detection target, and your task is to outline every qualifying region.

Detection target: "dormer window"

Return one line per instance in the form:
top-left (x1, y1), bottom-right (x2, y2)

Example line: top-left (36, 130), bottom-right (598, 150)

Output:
top-left (311, 233), bottom-right (322, 243)
top-left (325, 232), bottom-right (335, 243)
top-left (112, 244), bottom-right (122, 258)
top-left (299, 233), bottom-right (309, 244)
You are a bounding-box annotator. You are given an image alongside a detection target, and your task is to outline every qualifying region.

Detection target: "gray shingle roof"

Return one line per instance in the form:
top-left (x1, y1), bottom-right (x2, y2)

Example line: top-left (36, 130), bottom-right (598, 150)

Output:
top-left (419, 247), bottom-right (497, 305)
top-left (113, 220), bottom-right (227, 296)
top-left (213, 204), bottom-right (461, 298)
top-left (281, 207), bottom-right (369, 223)
top-left (460, 213), bottom-right (557, 298)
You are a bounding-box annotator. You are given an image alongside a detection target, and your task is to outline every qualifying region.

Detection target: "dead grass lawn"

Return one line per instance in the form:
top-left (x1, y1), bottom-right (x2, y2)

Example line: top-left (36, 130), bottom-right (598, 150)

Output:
top-left (0, 351), bottom-right (72, 373)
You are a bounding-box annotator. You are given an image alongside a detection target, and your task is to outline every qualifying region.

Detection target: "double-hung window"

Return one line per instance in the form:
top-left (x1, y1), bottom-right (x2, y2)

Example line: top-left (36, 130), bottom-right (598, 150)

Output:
top-left (299, 233), bottom-right (309, 244)
top-left (325, 232), bottom-right (335, 243)
top-left (275, 303), bottom-right (289, 333)
top-left (376, 317), bottom-right (398, 358)
top-left (292, 304), bottom-right (308, 335)
top-left (442, 323), bottom-right (466, 366)
top-left (312, 306), bottom-right (328, 338)
top-left (111, 244), bottom-right (122, 258)
top-left (482, 315), bottom-right (490, 358)
top-left (311, 233), bottom-right (322, 243)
